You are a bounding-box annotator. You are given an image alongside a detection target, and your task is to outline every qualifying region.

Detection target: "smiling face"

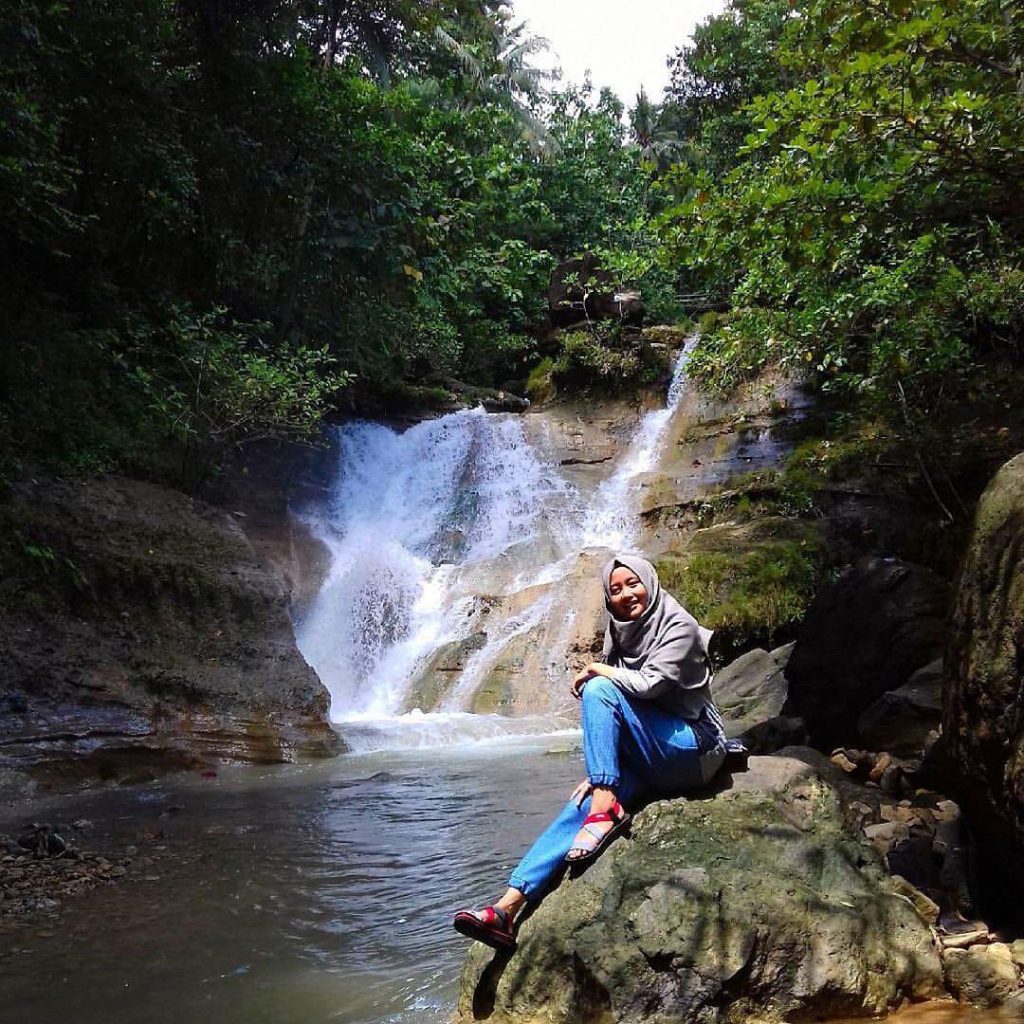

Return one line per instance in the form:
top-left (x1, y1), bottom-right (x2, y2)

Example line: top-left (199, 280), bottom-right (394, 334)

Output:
top-left (608, 565), bottom-right (650, 621)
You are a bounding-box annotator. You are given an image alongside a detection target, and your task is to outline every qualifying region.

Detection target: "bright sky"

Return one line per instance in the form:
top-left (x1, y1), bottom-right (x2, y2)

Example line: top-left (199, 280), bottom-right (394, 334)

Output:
top-left (512, 0), bottom-right (729, 106)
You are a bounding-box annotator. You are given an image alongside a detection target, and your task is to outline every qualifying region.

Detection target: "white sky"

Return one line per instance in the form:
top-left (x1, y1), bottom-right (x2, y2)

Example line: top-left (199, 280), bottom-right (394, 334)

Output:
top-left (512, 0), bottom-right (729, 106)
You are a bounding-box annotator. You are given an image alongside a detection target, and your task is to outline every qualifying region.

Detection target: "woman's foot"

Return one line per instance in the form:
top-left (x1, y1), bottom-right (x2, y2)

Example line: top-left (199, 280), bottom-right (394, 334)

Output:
top-left (453, 905), bottom-right (517, 950)
top-left (565, 801), bottom-right (630, 863)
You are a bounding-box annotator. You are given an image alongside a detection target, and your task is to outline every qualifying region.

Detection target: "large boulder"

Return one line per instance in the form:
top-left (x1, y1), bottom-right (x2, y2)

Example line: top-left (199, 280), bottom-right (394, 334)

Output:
top-left (0, 473), bottom-right (340, 784)
top-left (548, 254), bottom-right (644, 328)
top-left (458, 755), bottom-right (943, 1024)
top-left (713, 643), bottom-right (805, 753)
top-left (784, 557), bottom-right (948, 749)
top-left (857, 659), bottom-right (943, 758)
top-left (944, 452), bottom-right (1024, 912)
top-left (714, 643), bottom-right (792, 727)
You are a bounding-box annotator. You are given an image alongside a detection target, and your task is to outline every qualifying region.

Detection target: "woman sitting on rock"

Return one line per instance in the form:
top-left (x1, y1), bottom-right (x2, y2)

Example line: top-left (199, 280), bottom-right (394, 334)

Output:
top-left (454, 554), bottom-right (727, 951)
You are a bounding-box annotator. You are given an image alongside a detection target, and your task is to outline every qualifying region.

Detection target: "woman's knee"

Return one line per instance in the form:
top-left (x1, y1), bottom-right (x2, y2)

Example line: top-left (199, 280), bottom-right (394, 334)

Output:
top-left (583, 676), bottom-right (620, 706)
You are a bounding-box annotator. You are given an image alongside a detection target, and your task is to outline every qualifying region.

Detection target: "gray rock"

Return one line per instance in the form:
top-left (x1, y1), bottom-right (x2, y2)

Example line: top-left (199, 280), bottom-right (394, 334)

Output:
top-left (714, 643), bottom-right (793, 739)
top-left (785, 557), bottom-right (948, 749)
top-left (0, 473), bottom-right (340, 784)
top-left (458, 756), bottom-right (943, 1024)
top-left (857, 659), bottom-right (943, 757)
top-left (945, 452), bottom-right (1024, 910)
top-left (943, 942), bottom-right (1021, 1007)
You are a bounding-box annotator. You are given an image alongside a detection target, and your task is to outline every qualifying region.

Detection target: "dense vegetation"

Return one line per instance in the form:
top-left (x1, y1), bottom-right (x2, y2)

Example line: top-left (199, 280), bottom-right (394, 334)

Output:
top-left (656, 0), bottom-right (1024, 418)
top-left (2, 0), bottom-right (1022, 488)
top-left (0, 0), bottom-right (652, 483)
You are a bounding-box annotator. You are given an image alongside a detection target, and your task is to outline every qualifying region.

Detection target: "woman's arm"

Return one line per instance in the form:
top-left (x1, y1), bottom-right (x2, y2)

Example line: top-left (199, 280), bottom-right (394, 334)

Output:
top-left (573, 620), bottom-right (707, 700)
top-left (569, 661), bottom-right (619, 699)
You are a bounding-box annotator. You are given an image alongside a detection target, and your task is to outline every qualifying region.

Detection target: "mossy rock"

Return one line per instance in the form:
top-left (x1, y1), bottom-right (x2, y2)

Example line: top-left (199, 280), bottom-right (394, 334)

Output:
top-left (458, 754), bottom-right (943, 1024)
top-left (469, 631), bottom-right (534, 714)
top-left (656, 517), bottom-right (827, 660)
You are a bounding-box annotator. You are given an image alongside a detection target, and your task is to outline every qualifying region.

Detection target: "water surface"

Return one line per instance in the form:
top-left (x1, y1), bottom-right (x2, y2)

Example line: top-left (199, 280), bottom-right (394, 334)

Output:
top-left (0, 739), bottom-right (582, 1024)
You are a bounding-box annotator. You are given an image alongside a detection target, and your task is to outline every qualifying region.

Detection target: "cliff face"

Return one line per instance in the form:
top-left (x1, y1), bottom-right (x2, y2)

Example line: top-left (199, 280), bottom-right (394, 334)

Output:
top-left (0, 473), bottom-right (339, 786)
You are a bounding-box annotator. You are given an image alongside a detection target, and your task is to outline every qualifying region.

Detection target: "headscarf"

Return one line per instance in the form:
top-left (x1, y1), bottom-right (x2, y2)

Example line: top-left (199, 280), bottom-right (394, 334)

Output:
top-left (600, 554), bottom-right (711, 692)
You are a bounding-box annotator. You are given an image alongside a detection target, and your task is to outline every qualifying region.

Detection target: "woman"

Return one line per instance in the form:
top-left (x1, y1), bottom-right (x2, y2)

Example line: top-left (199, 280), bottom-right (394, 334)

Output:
top-left (453, 554), bottom-right (727, 951)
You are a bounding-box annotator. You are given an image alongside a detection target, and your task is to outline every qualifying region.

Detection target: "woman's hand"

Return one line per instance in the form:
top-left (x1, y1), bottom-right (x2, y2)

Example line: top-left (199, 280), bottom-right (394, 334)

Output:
top-left (570, 779), bottom-right (593, 808)
top-left (570, 664), bottom-right (597, 699)
top-left (571, 662), bottom-right (614, 699)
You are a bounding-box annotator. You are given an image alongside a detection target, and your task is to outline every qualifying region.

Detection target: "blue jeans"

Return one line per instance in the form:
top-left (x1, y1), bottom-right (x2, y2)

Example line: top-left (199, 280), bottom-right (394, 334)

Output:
top-left (508, 677), bottom-right (714, 900)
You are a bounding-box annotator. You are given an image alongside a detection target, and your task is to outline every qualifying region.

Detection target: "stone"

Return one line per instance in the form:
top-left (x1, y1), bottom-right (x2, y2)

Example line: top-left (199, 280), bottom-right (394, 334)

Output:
top-left (863, 820), bottom-right (910, 854)
top-left (1011, 939), bottom-right (1024, 969)
top-left (784, 557), bottom-right (948, 749)
top-left (941, 930), bottom-right (991, 950)
top-left (857, 659), bottom-right (944, 758)
top-left (869, 752), bottom-right (894, 784)
top-left (832, 751), bottom-right (858, 773)
top-left (890, 874), bottom-right (940, 925)
top-left (735, 715), bottom-right (807, 755)
top-left (548, 254), bottom-right (644, 328)
top-left (944, 453), bottom-right (1024, 911)
top-left (0, 473), bottom-right (340, 785)
top-left (943, 942), bottom-right (1020, 1007)
top-left (713, 643), bottom-right (794, 739)
top-left (458, 756), bottom-right (943, 1024)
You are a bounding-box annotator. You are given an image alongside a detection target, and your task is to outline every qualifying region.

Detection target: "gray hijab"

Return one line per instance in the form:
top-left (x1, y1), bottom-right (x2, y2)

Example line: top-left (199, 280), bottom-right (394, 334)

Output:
top-left (600, 554), bottom-right (712, 692)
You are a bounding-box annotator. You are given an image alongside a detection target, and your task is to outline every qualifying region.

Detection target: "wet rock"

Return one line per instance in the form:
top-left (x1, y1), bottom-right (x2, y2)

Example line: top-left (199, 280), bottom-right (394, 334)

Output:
top-left (403, 633), bottom-right (488, 711)
top-left (784, 557), bottom-right (948, 749)
top-left (0, 473), bottom-right (340, 785)
top-left (944, 452), bottom-right (1024, 913)
top-left (943, 942), bottom-right (1021, 1007)
top-left (458, 756), bottom-right (943, 1024)
top-left (857, 659), bottom-right (944, 758)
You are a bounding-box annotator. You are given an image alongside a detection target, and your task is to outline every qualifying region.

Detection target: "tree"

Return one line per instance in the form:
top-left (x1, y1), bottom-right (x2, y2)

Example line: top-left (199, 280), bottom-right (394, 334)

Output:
top-left (657, 0), bottom-right (1024, 410)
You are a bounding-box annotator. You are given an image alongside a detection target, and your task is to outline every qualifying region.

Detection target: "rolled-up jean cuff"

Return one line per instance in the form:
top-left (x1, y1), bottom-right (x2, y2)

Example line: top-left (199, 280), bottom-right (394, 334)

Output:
top-left (508, 873), bottom-right (533, 897)
top-left (587, 773), bottom-right (619, 787)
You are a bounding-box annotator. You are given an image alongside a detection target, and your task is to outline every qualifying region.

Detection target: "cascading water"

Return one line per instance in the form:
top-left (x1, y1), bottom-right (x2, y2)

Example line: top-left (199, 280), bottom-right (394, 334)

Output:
top-left (578, 335), bottom-right (696, 550)
top-left (295, 339), bottom-right (698, 751)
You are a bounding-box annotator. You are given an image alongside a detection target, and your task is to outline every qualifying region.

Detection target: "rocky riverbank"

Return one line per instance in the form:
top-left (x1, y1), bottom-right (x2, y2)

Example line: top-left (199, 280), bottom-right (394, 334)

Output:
top-left (0, 472), bottom-right (339, 795)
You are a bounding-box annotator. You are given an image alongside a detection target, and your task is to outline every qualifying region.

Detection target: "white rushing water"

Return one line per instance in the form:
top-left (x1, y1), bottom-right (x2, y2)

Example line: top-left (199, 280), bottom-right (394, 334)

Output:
top-left (295, 339), bottom-right (697, 750)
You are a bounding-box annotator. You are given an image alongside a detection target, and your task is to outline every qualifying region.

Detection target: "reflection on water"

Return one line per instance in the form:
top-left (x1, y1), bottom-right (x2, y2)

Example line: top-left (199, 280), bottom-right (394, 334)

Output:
top-left (0, 741), bottom-right (581, 1024)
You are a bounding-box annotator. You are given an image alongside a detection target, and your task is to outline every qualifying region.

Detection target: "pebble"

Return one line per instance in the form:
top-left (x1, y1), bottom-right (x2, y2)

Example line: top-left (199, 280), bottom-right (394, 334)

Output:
top-left (869, 752), bottom-right (893, 783)
top-left (941, 929), bottom-right (991, 949)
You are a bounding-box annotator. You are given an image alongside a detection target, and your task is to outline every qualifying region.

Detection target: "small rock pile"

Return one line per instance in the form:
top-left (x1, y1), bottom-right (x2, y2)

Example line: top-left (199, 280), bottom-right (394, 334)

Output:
top-left (827, 746), bottom-right (1024, 1011)
top-left (0, 821), bottom-right (132, 920)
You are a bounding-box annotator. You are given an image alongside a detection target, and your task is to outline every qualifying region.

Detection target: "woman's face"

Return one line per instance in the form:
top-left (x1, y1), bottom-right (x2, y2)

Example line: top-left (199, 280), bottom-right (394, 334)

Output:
top-left (608, 565), bottom-right (649, 621)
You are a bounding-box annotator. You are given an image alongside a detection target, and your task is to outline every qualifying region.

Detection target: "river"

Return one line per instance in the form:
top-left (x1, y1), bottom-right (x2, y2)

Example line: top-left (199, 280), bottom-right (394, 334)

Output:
top-left (0, 738), bottom-right (583, 1024)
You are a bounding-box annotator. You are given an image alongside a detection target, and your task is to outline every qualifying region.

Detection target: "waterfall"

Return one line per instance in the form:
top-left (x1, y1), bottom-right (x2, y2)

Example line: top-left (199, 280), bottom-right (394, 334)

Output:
top-left (578, 335), bottom-right (696, 551)
top-left (295, 340), bottom-right (696, 750)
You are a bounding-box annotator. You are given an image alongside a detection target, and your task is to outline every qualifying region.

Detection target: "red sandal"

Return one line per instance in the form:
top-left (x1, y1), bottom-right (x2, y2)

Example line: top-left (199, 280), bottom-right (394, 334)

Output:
top-left (453, 905), bottom-right (517, 951)
top-left (565, 801), bottom-right (631, 865)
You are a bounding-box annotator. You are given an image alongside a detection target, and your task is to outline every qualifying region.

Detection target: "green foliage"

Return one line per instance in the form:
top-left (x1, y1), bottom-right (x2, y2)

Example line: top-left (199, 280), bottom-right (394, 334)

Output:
top-left (658, 0), bottom-right (1024, 415)
top-left (551, 329), bottom-right (661, 390)
top-left (657, 530), bottom-right (823, 653)
top-left (525, 357), bottom-right (556, 405)
top-left (0, 0), bottom-right (658, 482)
